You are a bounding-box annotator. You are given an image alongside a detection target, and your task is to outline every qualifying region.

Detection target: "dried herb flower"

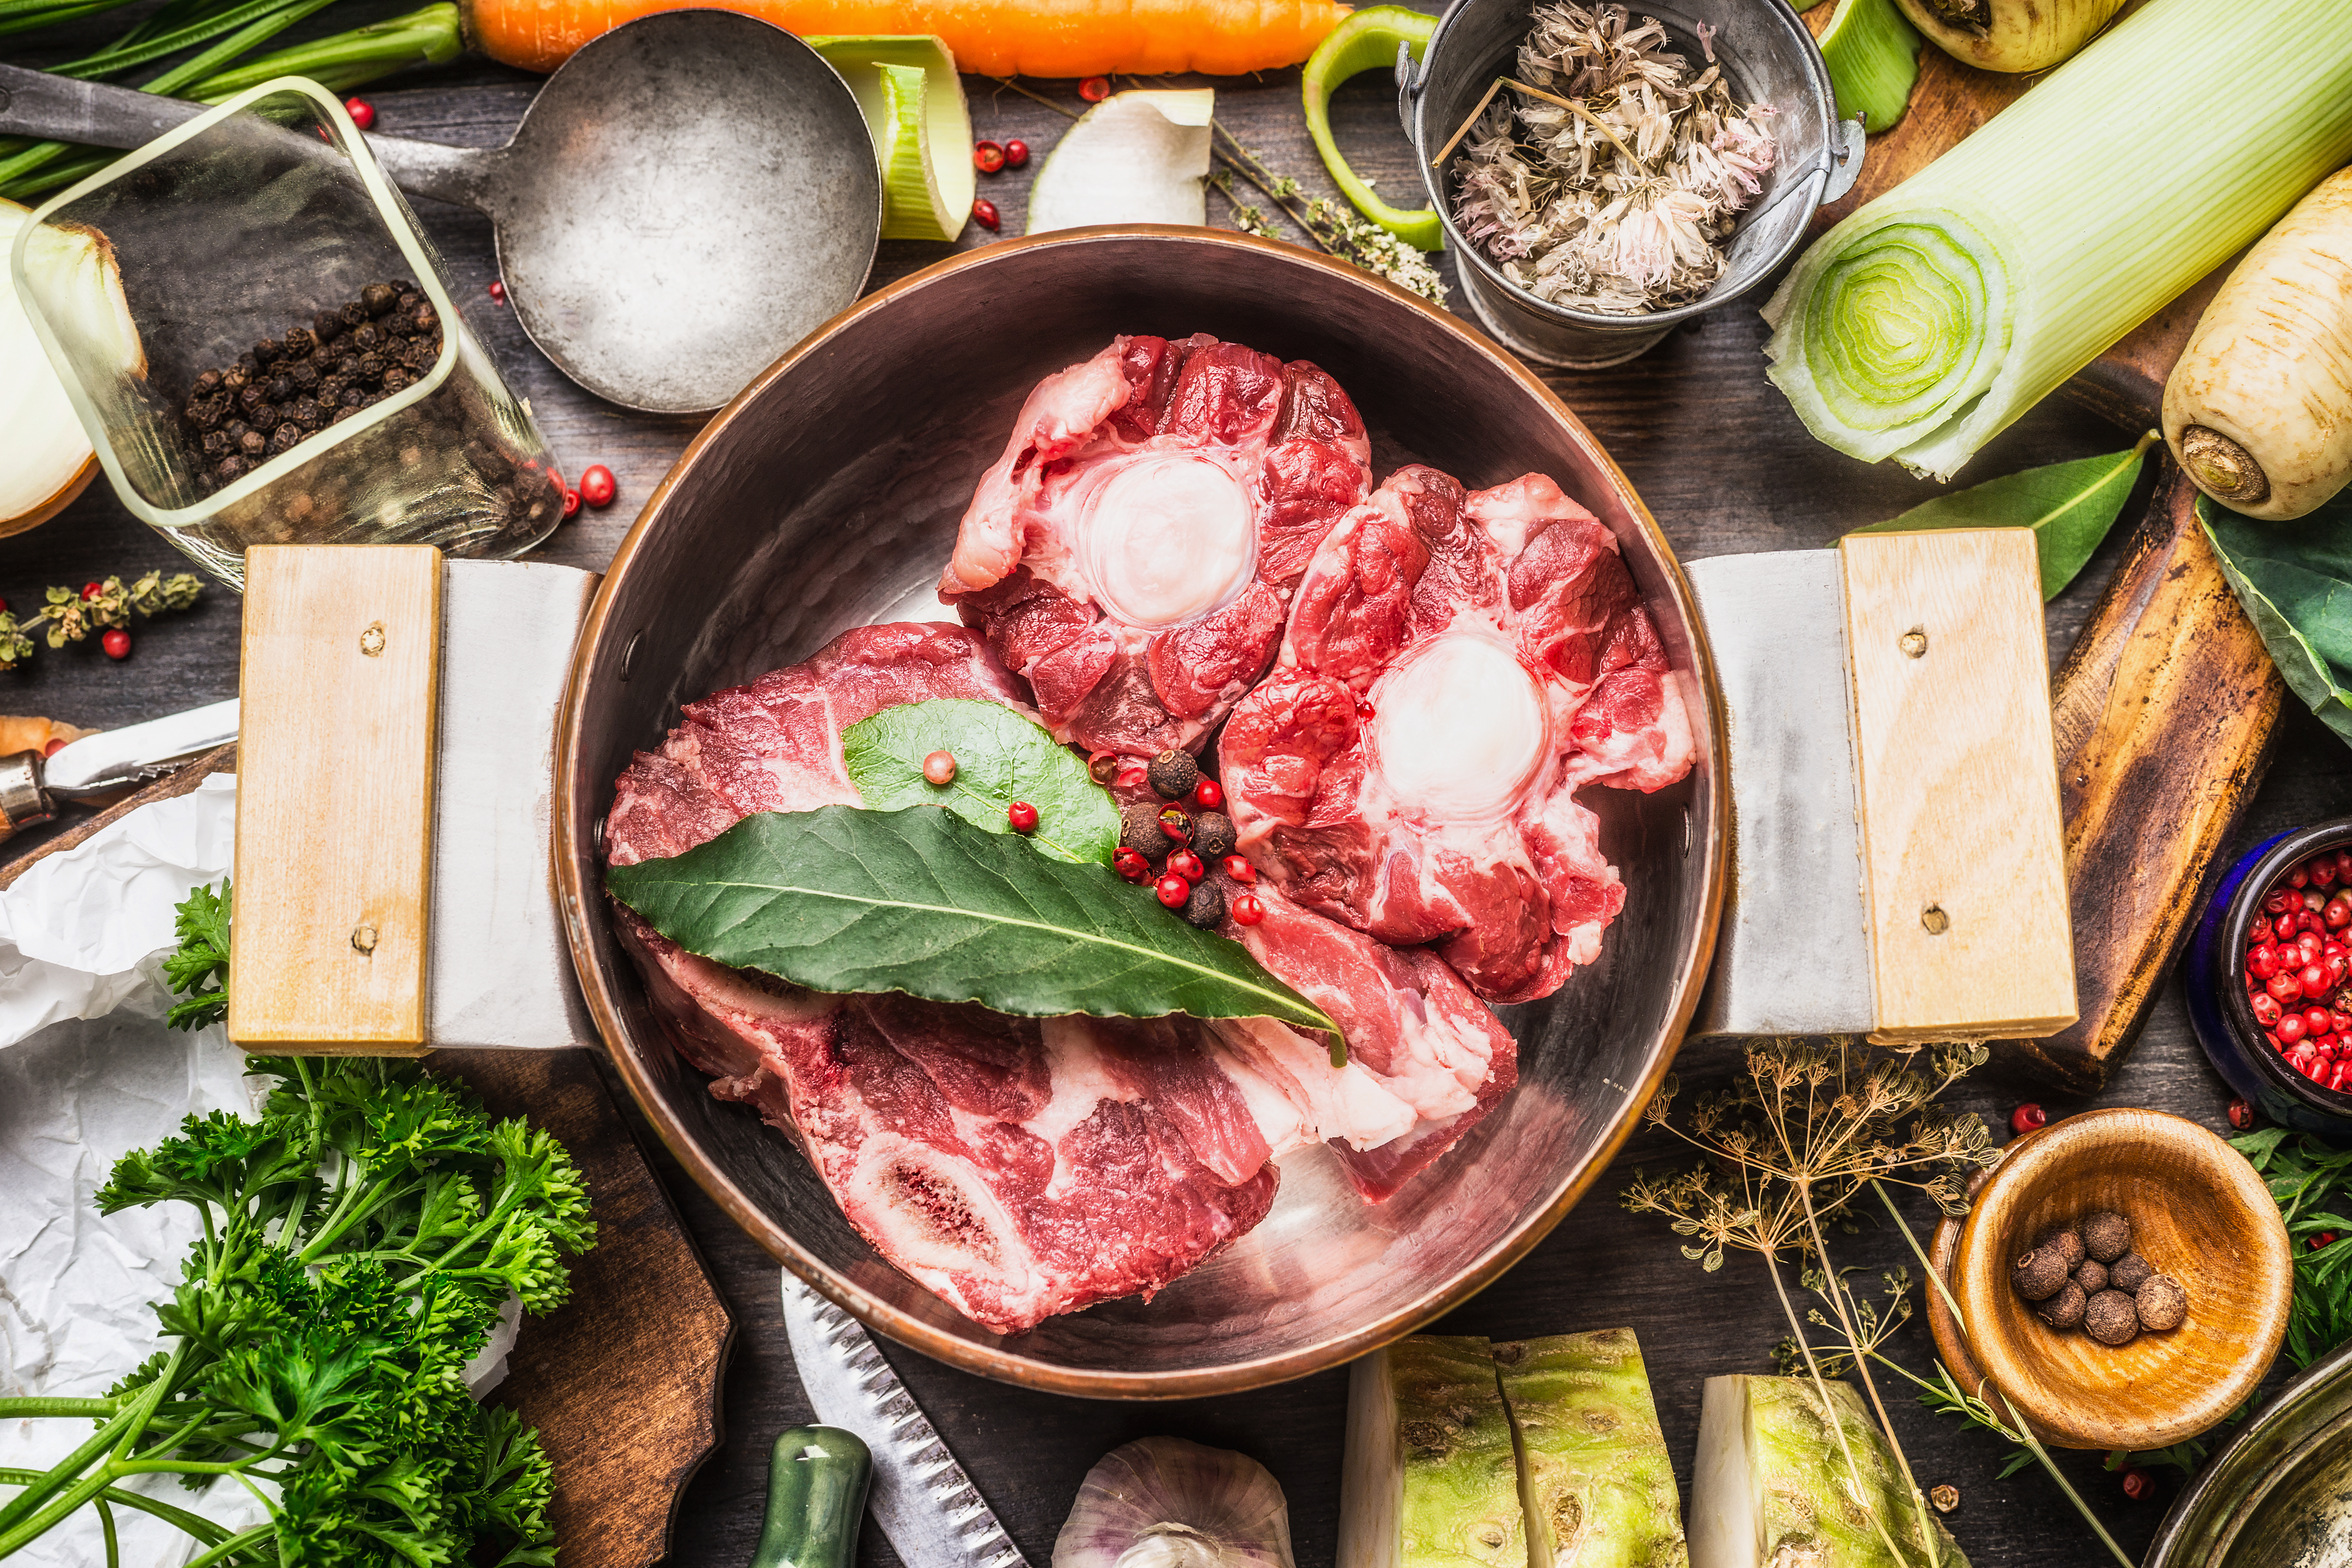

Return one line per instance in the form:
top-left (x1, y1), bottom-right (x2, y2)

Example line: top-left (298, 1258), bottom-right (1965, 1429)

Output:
top-left (1448, 1), bottom-right (1777, 314)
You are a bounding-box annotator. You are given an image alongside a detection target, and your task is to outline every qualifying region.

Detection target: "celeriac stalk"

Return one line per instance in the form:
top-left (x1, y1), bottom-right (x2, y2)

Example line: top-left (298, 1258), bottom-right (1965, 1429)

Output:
top-left (1763, 0), bottom-right (2352, 482)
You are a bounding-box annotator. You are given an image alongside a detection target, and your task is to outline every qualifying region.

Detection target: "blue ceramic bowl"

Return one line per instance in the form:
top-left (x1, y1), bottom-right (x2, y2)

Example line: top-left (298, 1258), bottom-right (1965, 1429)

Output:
top-left (2186, 817), bottom-right (2352, 1138)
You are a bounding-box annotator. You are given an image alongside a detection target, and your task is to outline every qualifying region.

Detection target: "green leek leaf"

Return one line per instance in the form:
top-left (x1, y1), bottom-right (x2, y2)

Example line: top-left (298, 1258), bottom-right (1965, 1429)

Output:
top-left (2203, 494), bottom-right (2352, 750)
top-left (842, 698), bottom-right (1120, 865)
top-left (606, 805), bottom-right (1343, 1041)
top-left (811, 36), bottom-right (973, 242)
top-left (1817, 0), bottom-right (1920, 134)
top-left (1849, 430), bottom-right (2155, 599)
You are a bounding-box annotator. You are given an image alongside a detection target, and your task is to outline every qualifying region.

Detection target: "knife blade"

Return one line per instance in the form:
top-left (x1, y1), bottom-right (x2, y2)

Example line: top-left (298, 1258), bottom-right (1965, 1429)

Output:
top-left (781, 1273), bottom-right (1031, 1568)
top-left (41, 698), bottom-right (241, 795)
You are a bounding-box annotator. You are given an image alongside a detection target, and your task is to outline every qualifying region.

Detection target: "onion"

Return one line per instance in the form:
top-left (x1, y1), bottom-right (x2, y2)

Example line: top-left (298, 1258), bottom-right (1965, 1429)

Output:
top-left (0, 200), bottom-right (133, 536)
top-left (1027, 91), bottom-right (1215, 235)
top-left (1053, 1437), bottom-right (1296, 1568)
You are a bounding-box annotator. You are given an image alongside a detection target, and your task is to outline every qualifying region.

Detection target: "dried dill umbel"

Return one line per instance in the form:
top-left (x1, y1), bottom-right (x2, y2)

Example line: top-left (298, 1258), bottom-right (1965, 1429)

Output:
top-left (1448, 1), bottom-right (1777, 314)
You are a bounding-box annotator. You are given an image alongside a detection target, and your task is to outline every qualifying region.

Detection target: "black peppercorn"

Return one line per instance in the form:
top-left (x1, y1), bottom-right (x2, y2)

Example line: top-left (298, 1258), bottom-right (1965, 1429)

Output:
top-left (362, 282), bottom-right (398, 316)
top-left (1183, 880), bottom-right (1225, 928)
top-left (224, 419), bottom-right (251, 441)
top-left (289, 360), bottom-right (319, 391)
top-left (381, 368), bottom-right (411, 394)
top-left (340, 300), bottom-right (369, 328)
top-left (249, 403), bottom-right (279, 431)
top-left (187, 396), bottom-right (226, 431)
top-left (340, 386), bottom-right (365, 408)
top-left (410, 304), bottom-right (439, 338)
top-left (330, 405), bottom-right (356, 424)
top-left (289, 398), bottom-right (323, 429)
top-left (281, 326), bottom-right (316, 358)
top-left (200, 430), bottom-right (230, 459)
top-left (215, 455), bottom-right (247, 482)
top-left (254, 336), bottom-right (282, 364)
top-left (1148, 749), bottom-right (1202, 799)
top-left (314, 310), bottom-right (346, 341)
top-left (1192, 811), bottom-right (1237, 861)
top-left (238, 429), bottom-right (267, 458)
top-left (265, 374), bottom-right (294, 403)
top-left (193, 368), bottom-right (221, 394)
top-left (237, 384), bottom-right (266, 415)
top-left (317, 376), bottom-right (347, 405)
top-left (350, 322), bottom-right (382, 352)
top-left (359, 392), bottom-right (382, 408)
top-left (267, 422), bottom-right (301, 454)
top-left (354, 352), bottom-right (385, 382)
top-left (388, 278), bottom-right (417, 297)
top-left (221, 366), bottom-right (250, 392)
top-left (235, 351), bottom-right (259, 374)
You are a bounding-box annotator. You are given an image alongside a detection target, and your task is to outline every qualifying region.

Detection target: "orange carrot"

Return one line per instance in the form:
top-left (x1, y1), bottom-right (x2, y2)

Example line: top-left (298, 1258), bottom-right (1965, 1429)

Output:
top-left (463, 0), bottom-right (1354, 77)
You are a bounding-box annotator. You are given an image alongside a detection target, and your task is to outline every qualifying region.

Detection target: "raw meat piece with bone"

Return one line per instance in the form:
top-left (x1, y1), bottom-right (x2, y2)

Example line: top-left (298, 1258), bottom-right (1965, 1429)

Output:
top-left (605, 620), bottom-right (1521, 1329)
top-left (940, 332), bottom-right (1371, 760)
top-left (1221, 466), bottom-right (1694, 1003)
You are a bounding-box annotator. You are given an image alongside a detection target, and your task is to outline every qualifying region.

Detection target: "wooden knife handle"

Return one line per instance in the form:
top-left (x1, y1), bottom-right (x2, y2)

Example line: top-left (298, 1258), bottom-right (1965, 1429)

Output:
top-left (1987, 465), bottom-right (2284, 1093)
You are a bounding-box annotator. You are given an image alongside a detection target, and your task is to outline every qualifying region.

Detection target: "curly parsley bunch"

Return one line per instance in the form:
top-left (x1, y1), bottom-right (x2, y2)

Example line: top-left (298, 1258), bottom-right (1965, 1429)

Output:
top-left (0, 1056), bottom-right (595, 1566)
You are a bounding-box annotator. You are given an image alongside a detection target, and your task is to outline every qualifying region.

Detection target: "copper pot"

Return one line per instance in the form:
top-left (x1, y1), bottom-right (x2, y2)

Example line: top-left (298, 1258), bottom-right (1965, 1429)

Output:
top-left (554, 228), bottom-right (1727, 1397)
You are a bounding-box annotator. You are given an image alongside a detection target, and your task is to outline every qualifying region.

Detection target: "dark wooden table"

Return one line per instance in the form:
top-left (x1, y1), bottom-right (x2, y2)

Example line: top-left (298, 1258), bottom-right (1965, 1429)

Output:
top-left (7, 22), bottom-right (2349, 1566)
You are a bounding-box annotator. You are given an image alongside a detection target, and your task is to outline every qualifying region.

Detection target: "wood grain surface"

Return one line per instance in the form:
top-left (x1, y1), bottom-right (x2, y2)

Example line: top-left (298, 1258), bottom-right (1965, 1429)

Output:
top-left (6, 14), bottom-right (2351, 1567)
top-left (1840, 530), bottom-right (2075, 1040)
top-left (227, 545), bottom-right (441, 1053)
top-left (1941, 1108), bottom-right (2292, 1452)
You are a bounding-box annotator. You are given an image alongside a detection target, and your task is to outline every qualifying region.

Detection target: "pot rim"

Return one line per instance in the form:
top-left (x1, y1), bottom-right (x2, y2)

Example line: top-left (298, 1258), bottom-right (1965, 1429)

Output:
top-left (552, 225), bottom-right (1730, 1397)
top-left (2217, 819), bottom-right (2352, 1114)
top-left (1410, 0), bottom-right (1838, 332)
top-left (2147, 1333), bottom-right (2352, 1566)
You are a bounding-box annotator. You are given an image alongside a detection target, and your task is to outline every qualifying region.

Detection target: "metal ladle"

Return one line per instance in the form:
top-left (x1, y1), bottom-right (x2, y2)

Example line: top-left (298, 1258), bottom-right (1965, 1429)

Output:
top-left (0, 11), bottom-right (882, 413)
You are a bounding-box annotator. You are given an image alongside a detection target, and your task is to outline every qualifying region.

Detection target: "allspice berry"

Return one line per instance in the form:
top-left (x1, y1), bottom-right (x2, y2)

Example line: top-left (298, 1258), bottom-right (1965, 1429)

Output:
top-left (1192, 811), bottom-right (1238, 861)
top-left (2082, 1209), bottom-right (2132, 1263)
top-left (2012, 1246), bottom-right (2070, 1302)
top-left (1182, 879), bottom-right (1225, 929)
top-left (1147, 748), bottom-right (1202, 800)
top-left (2075, 1259), bottom-right (2109, 1295)
top-left (2036, 1280), bottom-right (2087, 1330)
top-left (1120, 803), bottom-right (1172, 859)
top-left (2085, 1289), bottom-right (2141, 1346)
top-left (2037, 1227), bottom-right (2087, 1272)
top-left (2109, 1252), bottom-right (2154, 1294)
top-left (2137, 1275), bottom-right (2188, 1332)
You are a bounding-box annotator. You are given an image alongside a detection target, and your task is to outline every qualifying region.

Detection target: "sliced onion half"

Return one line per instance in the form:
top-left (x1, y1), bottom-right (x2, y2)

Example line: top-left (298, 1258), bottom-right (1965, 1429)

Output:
top-left (1027, 90), bottom-right (1216, 235)
top-left (0, 200), bottom-right (124, 536)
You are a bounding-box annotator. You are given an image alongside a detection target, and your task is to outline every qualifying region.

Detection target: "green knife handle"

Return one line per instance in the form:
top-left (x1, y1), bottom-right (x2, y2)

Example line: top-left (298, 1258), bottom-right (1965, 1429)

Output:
top-left (751, 1425), bottom-right (872, 1568)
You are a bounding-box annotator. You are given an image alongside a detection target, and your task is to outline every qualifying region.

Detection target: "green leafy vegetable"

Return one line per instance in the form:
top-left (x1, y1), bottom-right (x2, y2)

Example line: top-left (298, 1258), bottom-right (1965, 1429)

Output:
top-left (0, 1055), bottom-right (595, 1565)
top-left (2230, 1126), bottom-right (2352, 1368)
top-left (1847, 430), bottom-right (2157, 599)
top-left (842, 698), bottom-right (1120, 864)
top-left (2204, 494), bottom-right (2352, 749)
top-left (606, 804), bottom-right (1341, 1041)
top-left (162, 878), bottom-right (230, 1031)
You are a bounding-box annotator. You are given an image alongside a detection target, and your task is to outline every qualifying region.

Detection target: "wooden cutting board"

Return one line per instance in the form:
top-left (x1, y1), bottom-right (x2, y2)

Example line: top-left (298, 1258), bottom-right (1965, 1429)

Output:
top-left (0, 765), bottom-right (735, 1565)
top-left (1790, 7), bottom-right (2287, 1091)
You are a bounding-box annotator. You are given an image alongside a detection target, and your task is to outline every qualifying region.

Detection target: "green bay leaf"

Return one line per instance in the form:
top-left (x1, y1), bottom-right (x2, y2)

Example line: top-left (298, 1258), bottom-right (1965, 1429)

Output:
top-left (605, 804), bottom-right (1342, 1040)
top-left (1848, 430), bottom-right (2158, 598)
top-left (842, 698), bottom-right (1120, 865)
top-left (2203, 493), bottom-right (2352, 749)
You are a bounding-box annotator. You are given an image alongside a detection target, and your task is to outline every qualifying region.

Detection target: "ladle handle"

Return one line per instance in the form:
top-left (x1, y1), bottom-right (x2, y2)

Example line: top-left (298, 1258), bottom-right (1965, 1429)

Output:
top-left (0, 63), bottom-right (497, 214)
top-left (0, 62), bottom-right (203, 148)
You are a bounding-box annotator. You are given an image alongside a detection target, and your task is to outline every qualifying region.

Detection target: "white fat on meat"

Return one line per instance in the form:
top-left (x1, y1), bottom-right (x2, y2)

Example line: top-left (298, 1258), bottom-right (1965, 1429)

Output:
top-left (1368, 631), bottom-right (1549, 822)
top-left (1081, 454), bottom-right (1257, 628)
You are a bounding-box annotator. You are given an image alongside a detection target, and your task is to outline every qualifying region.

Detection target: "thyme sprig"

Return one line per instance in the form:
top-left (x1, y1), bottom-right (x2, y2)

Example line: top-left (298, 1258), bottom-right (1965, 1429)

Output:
top-left (1623, 1041), bottom-right (1995, 1568)
top-left (0, 570), bottom-right (202, 670)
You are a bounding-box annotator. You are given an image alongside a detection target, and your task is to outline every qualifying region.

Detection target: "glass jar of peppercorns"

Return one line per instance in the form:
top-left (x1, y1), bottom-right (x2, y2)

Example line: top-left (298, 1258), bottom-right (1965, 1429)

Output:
top-left (11, 81), bottom-right (559, 589)
top-left (2186, 817), bottom-right (2352, 1136)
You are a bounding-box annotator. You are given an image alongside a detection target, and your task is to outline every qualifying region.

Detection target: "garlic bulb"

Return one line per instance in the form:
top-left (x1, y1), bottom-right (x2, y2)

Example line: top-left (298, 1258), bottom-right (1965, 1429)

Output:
top-left (1053, 1437), bottom-right (1296, 1568)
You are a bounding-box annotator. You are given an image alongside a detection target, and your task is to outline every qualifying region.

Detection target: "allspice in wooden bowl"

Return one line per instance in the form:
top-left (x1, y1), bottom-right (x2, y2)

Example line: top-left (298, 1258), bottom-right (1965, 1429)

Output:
top-left (1936, 1107), bottom-right (2291, 1452)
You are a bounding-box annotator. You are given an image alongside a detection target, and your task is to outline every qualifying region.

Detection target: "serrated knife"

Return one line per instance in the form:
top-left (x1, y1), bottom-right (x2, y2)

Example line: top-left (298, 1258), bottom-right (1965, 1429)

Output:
top-left (0, 697), bottom-right (240, 839)
top-left (781, 1273), bottom-right (1031, 1568)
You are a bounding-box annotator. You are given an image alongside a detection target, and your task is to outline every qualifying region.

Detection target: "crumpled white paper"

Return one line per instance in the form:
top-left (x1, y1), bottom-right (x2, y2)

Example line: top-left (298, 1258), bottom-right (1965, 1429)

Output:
top-left (0, 781), bottom-right (514, 1565)
top-left (0, 772), bottom-right (236, 1052)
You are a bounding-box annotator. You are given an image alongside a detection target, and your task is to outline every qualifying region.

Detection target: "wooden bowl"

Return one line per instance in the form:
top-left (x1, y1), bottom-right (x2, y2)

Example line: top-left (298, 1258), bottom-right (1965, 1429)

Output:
top-left (1927, 1107), bottom-right (2290, 1451)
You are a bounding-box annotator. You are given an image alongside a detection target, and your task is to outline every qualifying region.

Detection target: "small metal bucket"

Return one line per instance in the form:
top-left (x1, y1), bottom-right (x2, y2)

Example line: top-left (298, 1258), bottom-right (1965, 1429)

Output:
top-left (1399, 0), bottom-right (1863, 367)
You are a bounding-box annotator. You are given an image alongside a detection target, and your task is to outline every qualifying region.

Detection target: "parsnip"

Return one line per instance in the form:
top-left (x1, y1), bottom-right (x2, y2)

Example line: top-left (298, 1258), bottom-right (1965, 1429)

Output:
top-left (2164, 168), bottom-right (2352, 521)
top-left (1891, 0), bottom-right (2123, 74)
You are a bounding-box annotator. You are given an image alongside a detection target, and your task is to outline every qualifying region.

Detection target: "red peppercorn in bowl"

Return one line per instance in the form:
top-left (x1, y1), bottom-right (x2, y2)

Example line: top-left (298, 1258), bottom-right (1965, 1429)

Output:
top-left (2187, 818), bottom-right (2352, 1136)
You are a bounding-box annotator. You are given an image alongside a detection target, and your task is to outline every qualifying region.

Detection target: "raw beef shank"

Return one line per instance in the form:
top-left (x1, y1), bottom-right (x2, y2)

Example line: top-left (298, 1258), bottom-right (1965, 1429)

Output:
top-left (940, 333), bottom-right (1371, 761)
top-left (1220, 466), bottom-right (1694, 1004)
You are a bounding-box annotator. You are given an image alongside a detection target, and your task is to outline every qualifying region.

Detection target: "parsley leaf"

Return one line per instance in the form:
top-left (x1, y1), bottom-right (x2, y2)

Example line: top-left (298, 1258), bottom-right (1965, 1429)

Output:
top-left (162, 879), bottom-right (230, 1031)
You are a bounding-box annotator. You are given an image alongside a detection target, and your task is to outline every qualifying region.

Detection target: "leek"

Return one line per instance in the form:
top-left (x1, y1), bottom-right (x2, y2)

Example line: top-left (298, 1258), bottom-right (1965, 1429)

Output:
top-left (1763, 0), bottom-right (2352, 482)
top-left (809, 37), bottom-right (972, 243)
top-left (1817, 0), bottom-right (1921, 134)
